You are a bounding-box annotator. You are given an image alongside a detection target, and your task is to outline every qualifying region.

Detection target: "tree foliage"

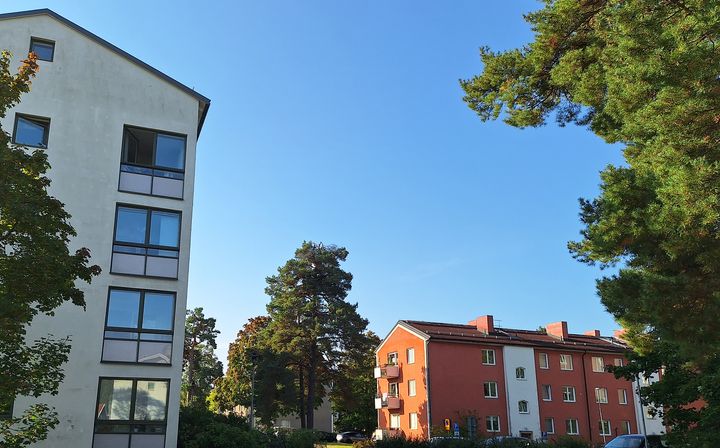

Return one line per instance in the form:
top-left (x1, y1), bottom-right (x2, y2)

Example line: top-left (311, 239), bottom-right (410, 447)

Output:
top-left (461, 1), bottom-right (720, 444)
top-left (0, 50), bottom-right (101, 446)
top-left (183, 307), bottom-right (223, 407)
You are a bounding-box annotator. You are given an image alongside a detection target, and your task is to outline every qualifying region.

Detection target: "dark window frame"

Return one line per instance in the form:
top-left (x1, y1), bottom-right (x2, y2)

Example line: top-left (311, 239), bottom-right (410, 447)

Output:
top-left (29, 37), bottom-right (55, 62)
top-left (101, 287), bottom-right (176, 365)
top-left (110, 204), bottom-right (182, 279)
top-left (12, 113), bottom-right (50, 148)
top-left (92, 377), bottom-right (170, 448)
top-left (121, 125), bottom-right (187, 174)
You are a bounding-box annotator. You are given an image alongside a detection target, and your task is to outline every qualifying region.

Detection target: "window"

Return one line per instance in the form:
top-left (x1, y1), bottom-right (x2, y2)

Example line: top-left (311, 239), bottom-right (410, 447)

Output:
top-left (390, 414), bottom-right (400, 429)
top-left (595, 387), bottom-right (608, 404)
top-left (119, 126), bottom-right (187, 198)
top-left (560, 354), bottom-right (573, 370)
top-left (541, 384), bottom-right (552, 401)
top-left (618, 389), bottom-right (628, 405)
top-left (645, 406), bottom-right (657, 419)
top-left (562, 386), bottom-right (576, 402)
top-left (388, 383), bottom-right (399, 397)
top-left (518, 400), bottom-right (529, 414)
top-left (102, 288), bottom-right (175, 364)
top-left (482, 349), bottom-right (495, 365)
top-left (614, 358), bottom-right (624, 367)
top-left (641, 376), bottom-right (652, 386)
top-left (387, 352), bottom-right (398, 365)
top-left (408, 380), bottom-right (416, 397)
top-left (565, 419), bottom-right (579, 435)
top-left (599, 420), bottom-right (611, 436)
top-left (544, 418), bottom-right (555, 434)
top-left (515, 367), bottom-right (526, 380)
top-left (592, 356), bottom-right (605, 373)
top-left (407, 348), bottom-right (415, 364)
top-left (538, 352), bottom-right (549, 369)
top-left (486, 416), bottom-right (500, 432)
top-left (483, 381), bottom-right (498, 398)
top-left (111, 205), bottom-right (181, 278)
top-left (13, 114), bottom-right (50, 148)
top-left (0, 396), bottom-right (13, 420)
top-left (30, 37), bottom-right (55, 61)
top-left (409, 412), bottom-right (418, 430)
top-left (621, 421), bottom-right (631, 434)
top-left (94, 378), bottom-right (169, 448)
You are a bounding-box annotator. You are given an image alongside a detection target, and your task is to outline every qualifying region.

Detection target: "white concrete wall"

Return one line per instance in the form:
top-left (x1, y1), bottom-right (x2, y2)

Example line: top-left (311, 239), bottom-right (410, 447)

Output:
top-left (503, 346), bottom-right (541, 438)
top-left (0, 14), bottom-right (202, 448)
top-left (633, 373), bottom-right (665, 436)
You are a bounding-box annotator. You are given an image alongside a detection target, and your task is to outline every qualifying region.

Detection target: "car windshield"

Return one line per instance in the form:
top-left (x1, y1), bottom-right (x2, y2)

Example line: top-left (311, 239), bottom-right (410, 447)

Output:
top-left (606, 437), bottom-right (644, 448)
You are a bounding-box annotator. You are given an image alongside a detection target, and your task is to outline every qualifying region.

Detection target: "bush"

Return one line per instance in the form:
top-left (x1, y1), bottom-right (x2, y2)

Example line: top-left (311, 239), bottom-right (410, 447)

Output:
top-left (178, 406), bottom-right (267, 448)
top-left (267, 428), bottom-right (324, 448)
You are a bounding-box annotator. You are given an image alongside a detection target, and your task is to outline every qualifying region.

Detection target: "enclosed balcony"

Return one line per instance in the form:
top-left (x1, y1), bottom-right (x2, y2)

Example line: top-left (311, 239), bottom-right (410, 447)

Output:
top-left (374, 394), bottom-right (401, 410)
top-left (373, 364), bottom-right (400, 379)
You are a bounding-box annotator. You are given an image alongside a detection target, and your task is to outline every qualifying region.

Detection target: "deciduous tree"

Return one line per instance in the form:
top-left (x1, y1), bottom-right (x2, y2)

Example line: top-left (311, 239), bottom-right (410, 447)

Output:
top-left (0, 50), bottom-right (101, 446)
top-left (461, 1), bottom-right (720, 444)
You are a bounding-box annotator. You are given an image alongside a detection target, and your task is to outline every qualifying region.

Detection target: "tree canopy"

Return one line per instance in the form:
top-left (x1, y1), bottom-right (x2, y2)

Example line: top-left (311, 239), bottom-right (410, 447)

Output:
top-left (0, 50), bottom-right (101, 446)
top-left (461, 1), bottom-right (720, 444)
top-left (183, 308), bottom-right (223, 407)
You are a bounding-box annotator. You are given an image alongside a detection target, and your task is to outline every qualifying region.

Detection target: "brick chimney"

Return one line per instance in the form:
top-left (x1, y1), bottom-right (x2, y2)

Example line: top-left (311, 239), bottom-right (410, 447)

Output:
top-left (584, 330), bottom-right (601, 337)
top-left (547, 321), bottom-right (569, 340)
top-left (469, 315), bottom-right (494, 334)
top-left (613, 329), bottom-right (627, 341)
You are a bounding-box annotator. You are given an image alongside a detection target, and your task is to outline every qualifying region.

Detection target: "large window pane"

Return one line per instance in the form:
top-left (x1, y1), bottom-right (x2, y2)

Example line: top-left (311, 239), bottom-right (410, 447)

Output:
top-left (149, 211), bottom-right (179, 247)
top-left (154, 134), bottom-right (185, 169)
top-left (142, 293), bottom-right (174, 330)
top-left (107, 290), bottom-right (141, 328)
top-left (133, 381), bottom-right (168, 421)
top-left (138, 342), bottom-right (171, 364)
top-left (97, 379), bottom-right (133, 420)
top-left (123, 128), bottom-right (154, 166)
top-left (30, 39), bottom-right (54, 61)
top-left (102, 339), bottom-right (138, 362)
top-left (14, 116), bottom-right (49, 148)
top-left (116, 208), bottom-right (147, 244)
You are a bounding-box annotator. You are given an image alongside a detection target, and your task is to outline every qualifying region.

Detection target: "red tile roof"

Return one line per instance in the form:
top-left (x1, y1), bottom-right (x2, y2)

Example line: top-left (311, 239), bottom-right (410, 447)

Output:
top-left (402, 320), bottom-right (628, 353)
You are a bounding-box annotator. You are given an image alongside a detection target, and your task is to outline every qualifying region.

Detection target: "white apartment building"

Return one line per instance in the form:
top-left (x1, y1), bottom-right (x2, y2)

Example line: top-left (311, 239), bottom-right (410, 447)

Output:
top-left (0, 9), bottom-right (209, 448)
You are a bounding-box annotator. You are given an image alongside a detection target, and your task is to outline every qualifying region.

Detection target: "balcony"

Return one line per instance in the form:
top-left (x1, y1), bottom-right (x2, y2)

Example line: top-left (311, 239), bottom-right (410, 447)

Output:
top-left (373, 364), bottom-right (400, 379)
top-left (119, 163), bottom-right (184, 199)
top-left (374, 394), bottom-right (401, 410)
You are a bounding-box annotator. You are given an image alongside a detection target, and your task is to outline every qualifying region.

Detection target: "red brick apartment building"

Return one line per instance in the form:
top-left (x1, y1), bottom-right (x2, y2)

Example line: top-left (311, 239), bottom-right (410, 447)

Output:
top-left (374, 316), bottom-right (664, 443)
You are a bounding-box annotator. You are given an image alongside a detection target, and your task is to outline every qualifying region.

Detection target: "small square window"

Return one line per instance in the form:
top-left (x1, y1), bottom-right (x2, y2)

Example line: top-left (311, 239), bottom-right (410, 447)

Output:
top-left (482, 349), bottom-right (495, 365)
top-left (30, 38), bottom-right (54, 62)
top-left (483, 381), bottom-right (498, 398)
top-left (13, 114), bottom-right (50, 148)
top-left (560, 354), bottom-right (573, 370)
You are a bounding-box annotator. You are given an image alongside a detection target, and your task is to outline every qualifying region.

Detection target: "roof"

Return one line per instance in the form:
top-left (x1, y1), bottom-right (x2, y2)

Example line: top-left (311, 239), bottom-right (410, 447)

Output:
top-left (0, 9), bottom-right (210, 136)
top-left (401, 320), bottom-right (628, 354)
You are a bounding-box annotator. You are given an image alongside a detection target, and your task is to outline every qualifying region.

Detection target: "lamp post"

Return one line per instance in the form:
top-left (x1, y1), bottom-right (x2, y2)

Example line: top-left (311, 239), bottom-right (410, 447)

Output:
top-left (595, 388), bottom-right (607, 444)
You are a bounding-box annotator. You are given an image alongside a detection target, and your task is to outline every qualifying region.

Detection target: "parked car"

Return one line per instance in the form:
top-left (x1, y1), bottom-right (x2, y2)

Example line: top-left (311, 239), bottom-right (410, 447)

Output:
top-left (336, 431), bottom-right (368, 443)
top-left (605, 435), bottom-right (667, 448)
top-left (482, 436), bottom-right (532, 447)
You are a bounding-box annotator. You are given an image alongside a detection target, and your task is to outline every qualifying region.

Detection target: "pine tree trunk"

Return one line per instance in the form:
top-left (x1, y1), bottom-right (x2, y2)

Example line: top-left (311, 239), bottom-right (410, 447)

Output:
top-left (298, 367), bottom-right (306, 428)
top-left (306, 345), bottom-right (317, 429)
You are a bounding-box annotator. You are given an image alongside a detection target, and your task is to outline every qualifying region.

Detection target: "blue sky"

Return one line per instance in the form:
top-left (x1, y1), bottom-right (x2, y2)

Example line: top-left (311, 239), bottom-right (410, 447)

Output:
top-left (5, 1), bottom-right (626, 362)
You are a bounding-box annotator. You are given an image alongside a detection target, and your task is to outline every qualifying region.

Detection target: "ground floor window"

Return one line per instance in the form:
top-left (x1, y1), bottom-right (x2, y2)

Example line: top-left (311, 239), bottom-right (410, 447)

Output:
top-left (409, 412), bottom-right (418, 430)
top-left (93, 378), bottom-right (169, 448)
top-left (544, 417), bottom-right (554, 434)
top-left (486, 415), bottom-right (500, 432)
top-left (621, 420), bottom-right (631, 434)
top-left (389, 414), bottom-right (401, 429)
top-left (566, 419), bottom-right (579, 435)
top-left (599, 419), bottom-right (611, 436)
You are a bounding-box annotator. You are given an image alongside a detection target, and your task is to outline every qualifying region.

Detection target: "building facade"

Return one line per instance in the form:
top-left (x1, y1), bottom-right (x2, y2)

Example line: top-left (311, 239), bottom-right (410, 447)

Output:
top-left (0, 9), bottom-right (209, 448)
top-left (375, 316), bottom-right (664, 444)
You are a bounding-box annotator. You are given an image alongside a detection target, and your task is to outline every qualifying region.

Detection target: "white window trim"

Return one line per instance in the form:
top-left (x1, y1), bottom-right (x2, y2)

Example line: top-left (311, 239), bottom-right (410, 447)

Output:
top-left (618, 389), bottom-right (628, 405)
top-left (408, 379), bottom-right (416, 397)
top-left (592, 356), bottom-right (605, 373)
top-left (484, 381), bottom-right (498, 399)
top-left (545, 418), bottom-right (555, 434)
top-left (539, 352), bottom-right (549, 369)
top-left (566, 419), bottom-right (579, 435)
top-left (560, 354), bottom-right (573, 371)
top-left (409, 412), bottom-right (418, 430)
top-left (595, 387), bottom-right (608, 404)
top-left (482, 349), bottom-right (496, 365)
top-left (562, 386), bottom-right (576, 402)
top-left (518, 400), bottom-right (529, 414)
top-left (542, 384), bottom-right (552, 401)
top-left (407, 348), bottom-right (415, 364)
top-left (486, 416), bottom-right (501, 432)
top-left (387, 352), bottom-right (399, 366)
top-left (600, 419), bottom-right (612, 436)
